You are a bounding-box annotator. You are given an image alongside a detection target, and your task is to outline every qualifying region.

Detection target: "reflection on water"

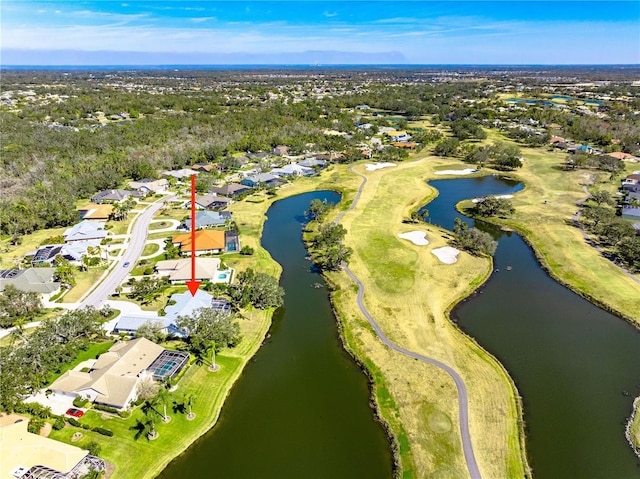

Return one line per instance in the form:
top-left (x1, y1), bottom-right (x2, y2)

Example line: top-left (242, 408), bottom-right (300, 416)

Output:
top-left (427, 176), bottom-right (640, 479)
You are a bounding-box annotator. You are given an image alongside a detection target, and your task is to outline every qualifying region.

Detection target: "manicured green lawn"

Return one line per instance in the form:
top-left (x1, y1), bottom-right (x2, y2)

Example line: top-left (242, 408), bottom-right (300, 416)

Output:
top-left (61, 266), bottom-right (108, 303)
top-left (0, 226), bottom-right (66, 269)
top-left (148, 221), bottom-right (173, 231)
top-left (153, 207), bottom-right (188, 222)
top-left (49, 322), bottom-right (273, 478)
top-left (330, 158), bottom-right (528, 478)
top-left (46, 340), bottom-right (115, 384)
top-left (106, 216), bottom-right (135, 236)
top-left (141, 243), bottom-right (160, 256)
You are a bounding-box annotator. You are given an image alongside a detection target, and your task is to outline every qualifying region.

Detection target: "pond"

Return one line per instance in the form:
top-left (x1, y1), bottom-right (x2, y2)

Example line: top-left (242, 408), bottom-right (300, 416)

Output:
top-left (424, 175), bottom-right (640, 478)
top-left (159, 191), bottom-right (393, 479)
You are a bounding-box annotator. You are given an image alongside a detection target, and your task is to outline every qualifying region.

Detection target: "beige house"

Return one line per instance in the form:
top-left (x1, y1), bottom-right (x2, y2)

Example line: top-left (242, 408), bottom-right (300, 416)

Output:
top-left (128, 178), bottom-right (169, 193)
top-left (49, 338), bottom-right (164, 410)
top-left (155, 258), bottom-right (221, 283)
top-left (0, 414), bottom-right (104, 478)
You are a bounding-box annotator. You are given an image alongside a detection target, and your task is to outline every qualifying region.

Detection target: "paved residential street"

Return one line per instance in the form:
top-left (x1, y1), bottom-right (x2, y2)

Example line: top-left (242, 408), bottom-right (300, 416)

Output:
top-left (81, 196), bottom-right (175, 309)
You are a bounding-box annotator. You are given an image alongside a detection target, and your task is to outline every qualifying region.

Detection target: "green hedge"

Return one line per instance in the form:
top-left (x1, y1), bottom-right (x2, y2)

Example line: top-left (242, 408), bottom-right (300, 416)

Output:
top-left (92, 404), bottom-right (119, 414)
top-left (92, 426), bottom-right (114, 437)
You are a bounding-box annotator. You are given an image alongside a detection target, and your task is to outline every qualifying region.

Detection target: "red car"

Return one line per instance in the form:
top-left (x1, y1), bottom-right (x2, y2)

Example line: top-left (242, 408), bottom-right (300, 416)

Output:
top-left (65, 408), bottom-right (84, 418)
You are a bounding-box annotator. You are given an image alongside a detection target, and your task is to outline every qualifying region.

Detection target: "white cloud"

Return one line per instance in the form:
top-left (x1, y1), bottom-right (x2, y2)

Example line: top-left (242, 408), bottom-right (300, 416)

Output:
top-left (190, 16), bottom-right (217, 24)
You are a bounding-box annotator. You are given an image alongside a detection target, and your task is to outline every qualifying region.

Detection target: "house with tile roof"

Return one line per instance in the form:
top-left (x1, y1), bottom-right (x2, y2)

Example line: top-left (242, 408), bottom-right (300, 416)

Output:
top-left (192, 163), bottom-right (217, 173)
top-left (185, 210), bottom-right (232, 230)
top-left (0, 268), bottom-right (61, 300)
top-left (155, 258), bottom-right (221, 283)
top-left (0, 415), bottom-right (105, 479)
top-left (172, 230), bottom-right (227, 255)
top-left (209, 183), bottom-right (251, 197)
top-left (607, 151), bottom-right (638, 162)
top-left (128, 178), bottom-right (169, 193)
top-left (63, 220), bottom-right (107, 243)
top-left (80, 204), bottom-right (113, 220)
top-left (48, 338), bottom-right (166, 410)
top-left (113, 290), bottom-right (231, 337)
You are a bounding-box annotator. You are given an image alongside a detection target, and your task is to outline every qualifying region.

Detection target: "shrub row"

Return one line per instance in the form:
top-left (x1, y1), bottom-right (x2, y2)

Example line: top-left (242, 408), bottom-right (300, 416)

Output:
top-left (66, 417), bottom-right (113, 437)
top-left (92, 404), bottom-right (119, 414)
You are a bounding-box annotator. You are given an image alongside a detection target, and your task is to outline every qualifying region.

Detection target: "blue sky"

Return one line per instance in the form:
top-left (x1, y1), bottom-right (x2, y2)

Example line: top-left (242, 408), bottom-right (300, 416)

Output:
top-left (2, 1), bottom-right (639, 64)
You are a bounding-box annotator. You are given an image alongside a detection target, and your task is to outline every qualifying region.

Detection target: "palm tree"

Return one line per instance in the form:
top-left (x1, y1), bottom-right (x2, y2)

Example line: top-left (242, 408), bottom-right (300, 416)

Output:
top-left (141, 398), bottom-right (161, 439)
top-left (186, 394), bottom-right (196, 420)
top-left (156, 388), bottom-right (171, 423)
top-left (208, 340), bottom-right (219, 372)
top-left (143, 415), bottom-right (158, 440)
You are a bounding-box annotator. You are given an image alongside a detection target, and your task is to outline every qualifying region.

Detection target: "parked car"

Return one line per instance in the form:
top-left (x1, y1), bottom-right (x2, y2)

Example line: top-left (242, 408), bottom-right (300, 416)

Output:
top-left (65, 408), bottom-right (84, 418)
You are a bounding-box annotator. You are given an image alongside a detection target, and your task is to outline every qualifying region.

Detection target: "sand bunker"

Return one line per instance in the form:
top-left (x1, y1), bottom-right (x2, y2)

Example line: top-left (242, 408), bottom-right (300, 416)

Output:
top-left (434, 168), bottom-right (478, 175)
top-left (365, 162), bottom-right (396, 171)
top-left (471, 194), bottom-right (514, 203)
top-left (398, 231), bottom-right (429, 246)
top-left (431, 246), bottom-right (461, 264)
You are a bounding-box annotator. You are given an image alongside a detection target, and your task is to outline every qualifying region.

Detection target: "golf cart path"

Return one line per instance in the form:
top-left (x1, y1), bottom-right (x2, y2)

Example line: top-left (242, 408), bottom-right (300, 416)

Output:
top-left (336, 164), bottom-right (482, 479)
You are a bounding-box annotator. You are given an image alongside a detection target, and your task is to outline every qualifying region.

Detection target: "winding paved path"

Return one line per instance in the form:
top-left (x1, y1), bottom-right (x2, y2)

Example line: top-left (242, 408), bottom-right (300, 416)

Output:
top-left (337, 166), bottom-right (482, 479)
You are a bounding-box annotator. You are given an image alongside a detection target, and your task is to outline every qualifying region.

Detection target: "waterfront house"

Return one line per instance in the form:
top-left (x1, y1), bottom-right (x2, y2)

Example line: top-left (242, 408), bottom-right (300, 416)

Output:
top-left (114, 290), bottom-right (231, 337)
top-left (209, 183), bottom-right (251, 197)
top-left (49, 338), bottom-right (188, 410)
top-left (155, 258), bottom-right (221, 283)
top-left (0, 415), bottom-right (105, 479)
top-left (270, 163), bottom-right (315, 178)
top-left (185, 210), bottom-right (232, 230)
top-left (172, 229), bottom-right (239, 255)
top-left (240, 173), bottom-right (285, 188)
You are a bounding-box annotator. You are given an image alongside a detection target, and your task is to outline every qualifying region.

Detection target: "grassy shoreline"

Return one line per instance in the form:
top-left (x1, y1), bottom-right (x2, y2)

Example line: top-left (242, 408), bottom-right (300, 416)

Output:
top-left (43, 141), bottom-right (639, 476)
top-left (325, 158), bottom-right (529, 478)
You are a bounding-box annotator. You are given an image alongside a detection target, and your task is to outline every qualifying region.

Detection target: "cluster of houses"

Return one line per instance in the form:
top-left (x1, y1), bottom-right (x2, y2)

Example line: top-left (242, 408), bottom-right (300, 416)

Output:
top-left (551, 136), bottom-right (640, 163)
top-left (27, 220), bottom-right (107, 269)
top-left (621, 173), bottom-right (640, 223)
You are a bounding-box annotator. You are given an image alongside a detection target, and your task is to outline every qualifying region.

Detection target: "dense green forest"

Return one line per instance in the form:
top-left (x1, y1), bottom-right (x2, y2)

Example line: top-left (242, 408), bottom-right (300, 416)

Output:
top-left (1, 68), bottom-right (639, 245)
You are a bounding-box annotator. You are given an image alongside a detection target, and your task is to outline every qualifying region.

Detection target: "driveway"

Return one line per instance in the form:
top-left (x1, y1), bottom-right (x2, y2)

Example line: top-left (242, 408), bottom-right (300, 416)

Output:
top-left (24, 391), bottom-right (78, 416)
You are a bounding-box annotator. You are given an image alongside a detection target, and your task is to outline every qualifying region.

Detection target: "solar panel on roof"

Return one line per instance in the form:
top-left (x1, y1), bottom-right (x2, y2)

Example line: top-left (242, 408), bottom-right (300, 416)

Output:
top-left (0, 269), bottom-right (20, 279)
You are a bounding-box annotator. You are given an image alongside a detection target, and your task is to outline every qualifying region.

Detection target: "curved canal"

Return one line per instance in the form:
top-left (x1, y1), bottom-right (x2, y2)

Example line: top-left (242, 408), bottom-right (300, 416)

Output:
top-left (159, 191), bottom-right (393, 479)
top-left (424, 175), bottom-right (640, 478)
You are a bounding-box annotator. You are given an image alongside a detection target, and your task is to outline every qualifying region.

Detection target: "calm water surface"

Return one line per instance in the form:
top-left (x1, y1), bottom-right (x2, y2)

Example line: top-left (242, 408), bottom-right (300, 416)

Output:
top-left (160, 191), bottom-right (393, 479)
top-left (426, 175), bottom-right (640, 479)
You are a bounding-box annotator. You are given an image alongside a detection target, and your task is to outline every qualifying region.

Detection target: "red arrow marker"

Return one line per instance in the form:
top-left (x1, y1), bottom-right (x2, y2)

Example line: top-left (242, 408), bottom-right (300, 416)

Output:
top-left (186, 174), bottom-right (201, 296)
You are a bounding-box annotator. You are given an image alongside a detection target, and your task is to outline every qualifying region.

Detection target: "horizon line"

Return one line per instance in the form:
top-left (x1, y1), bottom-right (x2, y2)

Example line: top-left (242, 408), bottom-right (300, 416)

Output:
top-left (2, 63), bottom-right (640, 68)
